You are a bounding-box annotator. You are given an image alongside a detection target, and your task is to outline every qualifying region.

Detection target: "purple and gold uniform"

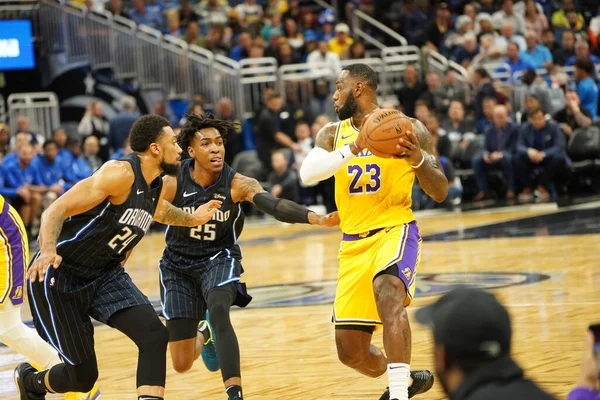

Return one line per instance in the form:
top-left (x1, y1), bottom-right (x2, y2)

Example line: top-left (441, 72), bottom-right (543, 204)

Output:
top-left (332, 118), bottom-right (421, 329)
top-left (0, 195), bottom-right (27, 306)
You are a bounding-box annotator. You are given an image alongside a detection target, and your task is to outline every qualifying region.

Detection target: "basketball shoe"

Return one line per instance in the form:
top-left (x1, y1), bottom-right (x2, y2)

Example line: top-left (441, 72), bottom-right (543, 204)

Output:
top-left (14, 363), bottom-right (45, 400)
top-left (378, 370), bottom-right (434, 399)
top-left (64, 385), bottom-right (101, 400)
top-left (200, 311), bottom-right (219, 372)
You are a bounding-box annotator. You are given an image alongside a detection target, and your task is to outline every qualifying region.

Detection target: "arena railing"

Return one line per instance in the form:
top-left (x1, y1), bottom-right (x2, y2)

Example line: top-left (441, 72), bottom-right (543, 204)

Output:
top-left (38, 0), bottom-right (65, 56)
top-left (7, 92), bottom-right (61, 139)
top-left (111, 15), bottom-right (137, 81)
top-left (187, 45), bottom-right (216, 108)
top-left (162, 35), bottom-right (191, 100)
top-left (239, 58), bottom-right (279, 120)
top-left (212, 55), bottom-right (244, 121)
top-left (351, 9), bottom-right (407, 51)
top-left (135, 25), bottom-right (163, 91)
top-left (381, 46), bottom-right (422, 95)
top-left (63, 1), bottom-right (88, 64)
top-left (278, 63), bottom-right (334, 112)
top-left (87, 9), bottom-right (113, 71)
top-left (0, 0), bottom-right (40, 38)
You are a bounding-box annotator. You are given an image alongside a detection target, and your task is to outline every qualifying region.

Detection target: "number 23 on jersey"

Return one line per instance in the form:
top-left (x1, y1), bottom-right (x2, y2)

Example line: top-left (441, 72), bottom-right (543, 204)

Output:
top-left (347, 163), bottom-right (381, 195)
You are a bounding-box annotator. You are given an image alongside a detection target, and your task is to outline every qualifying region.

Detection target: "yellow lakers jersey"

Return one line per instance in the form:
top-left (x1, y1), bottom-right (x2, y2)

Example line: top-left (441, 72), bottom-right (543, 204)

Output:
top-left (333, 118), bottom-right (415, 234)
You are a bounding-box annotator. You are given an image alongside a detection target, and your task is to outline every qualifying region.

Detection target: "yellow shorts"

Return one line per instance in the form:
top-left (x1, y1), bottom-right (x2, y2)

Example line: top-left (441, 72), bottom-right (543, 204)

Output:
top-left (333, 222), bottom-right (420, 329)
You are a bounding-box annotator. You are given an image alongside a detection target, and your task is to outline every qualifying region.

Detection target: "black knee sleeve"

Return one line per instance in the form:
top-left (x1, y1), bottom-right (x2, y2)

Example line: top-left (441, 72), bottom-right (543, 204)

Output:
top-left (108, 305), bottom-right (169, 388)
top-left (207, 285), bottom-right (241, 382)
top-left (48, 358), bottom-right (98, 393)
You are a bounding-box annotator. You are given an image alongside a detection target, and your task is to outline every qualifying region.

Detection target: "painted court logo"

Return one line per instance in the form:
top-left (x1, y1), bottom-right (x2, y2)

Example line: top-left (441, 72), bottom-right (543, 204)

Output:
top-left (242, 272), bottom-right (553, 309)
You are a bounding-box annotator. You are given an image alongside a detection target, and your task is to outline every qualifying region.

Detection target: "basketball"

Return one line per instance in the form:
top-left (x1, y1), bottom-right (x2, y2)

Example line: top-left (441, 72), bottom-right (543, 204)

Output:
top-left (360, 108), bottom-right (414, 158)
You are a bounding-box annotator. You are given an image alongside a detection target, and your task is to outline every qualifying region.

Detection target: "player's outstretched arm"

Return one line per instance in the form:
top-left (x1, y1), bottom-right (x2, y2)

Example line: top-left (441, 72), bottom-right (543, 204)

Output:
top-left (299, 122), bottom-right (363, 186)
top-left (30, 161), bottom-right (136, 282)
top-left (398, 119), bottom-right (448, 203)
top-left (153, 175), bottom-right (222, 226)
top-left (231, 173), bottom-right (339, 227)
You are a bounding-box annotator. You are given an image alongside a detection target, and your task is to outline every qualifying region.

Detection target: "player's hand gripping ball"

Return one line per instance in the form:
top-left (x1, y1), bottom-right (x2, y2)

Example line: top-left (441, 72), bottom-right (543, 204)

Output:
top-left (359, 108), bottom-right (414, 158)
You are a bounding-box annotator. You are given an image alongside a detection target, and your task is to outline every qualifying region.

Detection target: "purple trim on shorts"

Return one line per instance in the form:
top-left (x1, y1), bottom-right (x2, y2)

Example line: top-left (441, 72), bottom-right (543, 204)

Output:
top-left (393, 222), bottom-right (420, 292)
top-left (342, 228), bottom-right (384, 242)
top-left (0, 210), bottom-right (25, 305)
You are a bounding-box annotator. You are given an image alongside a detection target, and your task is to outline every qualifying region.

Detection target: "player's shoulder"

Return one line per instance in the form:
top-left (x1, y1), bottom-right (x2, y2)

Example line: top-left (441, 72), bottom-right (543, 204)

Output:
top-left (96, 160), bottom-right (136, 185)
top-left (315, 122), bottom-right (341, 148)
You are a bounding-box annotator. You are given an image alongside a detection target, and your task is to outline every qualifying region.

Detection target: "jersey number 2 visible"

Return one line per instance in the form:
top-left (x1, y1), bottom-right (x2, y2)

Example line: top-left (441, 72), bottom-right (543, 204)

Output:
top-left (108, 227), bottom-right (139, 254)
top-left (348, 164), bottom-right (381, 194)
top-left (190, 223), bottom-right (216, 241)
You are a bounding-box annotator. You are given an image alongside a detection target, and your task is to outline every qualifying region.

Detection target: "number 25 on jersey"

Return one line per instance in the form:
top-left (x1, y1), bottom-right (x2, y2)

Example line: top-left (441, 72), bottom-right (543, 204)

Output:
top-left (347, 164), bottom-right (381, 195)
top-left (190, 223), bottom-right (216, 241)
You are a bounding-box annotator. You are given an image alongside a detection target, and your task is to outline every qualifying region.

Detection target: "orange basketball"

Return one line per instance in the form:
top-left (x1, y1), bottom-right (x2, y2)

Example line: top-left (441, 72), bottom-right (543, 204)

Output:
top-left (360, 109), bottom-right (413, 158)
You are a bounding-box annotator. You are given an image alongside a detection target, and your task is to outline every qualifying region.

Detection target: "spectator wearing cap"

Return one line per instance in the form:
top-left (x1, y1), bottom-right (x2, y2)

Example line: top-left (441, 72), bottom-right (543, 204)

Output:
top-left (472, 104), bottom-right (518, 201)
top-left (474, 13), bottom-right (495, 40)
top-left (328, 23), bottom-right (353, 58)
top-left (307, 40), bottom-right (341, 77)
top-left (551, 0), bottom-right (584, 30)
top-left (494, 21), bottom-right (526, 53)
top-left (129, 0), bottom-right (163, 29)
top-left (515, 107), bottom-right (568, 200)
top-left (108, 96), bottom-right (139, 153)
top-left (316, 9), bottom-right (335, 42)
top-left (553, 30), bottom-right (576, 66)
top-left (566, 41), bottom-right (600, 67)
top-left (424, 2), bottom-right (452, 53)
top-left (523, 0), bottom-right (548, 39)
top-left (574, 58), bottom-right (599, 120)
top-left (415, 287), bottom-right (556, 400)
top-left (520, 30), bottom-right (552, 69)
top-left (492, 0), bottom-right (526, 34)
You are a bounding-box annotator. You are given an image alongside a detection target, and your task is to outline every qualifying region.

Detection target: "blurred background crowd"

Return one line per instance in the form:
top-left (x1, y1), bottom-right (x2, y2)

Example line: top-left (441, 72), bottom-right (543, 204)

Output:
top-left (2, 0), bottom-right (600, 238)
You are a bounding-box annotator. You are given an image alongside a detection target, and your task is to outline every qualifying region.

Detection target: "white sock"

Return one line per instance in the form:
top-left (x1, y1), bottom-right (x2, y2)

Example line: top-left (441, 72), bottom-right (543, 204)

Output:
top-left (388, 363), bottom-right (410, 400)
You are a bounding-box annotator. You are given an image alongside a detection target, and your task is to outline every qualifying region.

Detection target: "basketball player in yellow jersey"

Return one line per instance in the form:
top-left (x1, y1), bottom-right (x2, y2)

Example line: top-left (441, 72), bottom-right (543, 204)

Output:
top-left (300, 64), bottom-right (448, 400)
top-left (0, 194), bottom-right (100, 400)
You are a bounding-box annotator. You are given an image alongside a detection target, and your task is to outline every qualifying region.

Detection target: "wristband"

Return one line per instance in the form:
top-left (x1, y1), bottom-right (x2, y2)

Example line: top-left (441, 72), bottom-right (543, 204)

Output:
top-left (410, 153), bottom-right (426, 169)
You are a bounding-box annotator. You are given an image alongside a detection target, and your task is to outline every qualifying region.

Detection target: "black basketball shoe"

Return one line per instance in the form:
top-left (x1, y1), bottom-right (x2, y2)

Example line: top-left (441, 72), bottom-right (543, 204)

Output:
top-left (14, 363), bottom-right (45, 400)
top-left (378, 369), bottom-right (434, 399)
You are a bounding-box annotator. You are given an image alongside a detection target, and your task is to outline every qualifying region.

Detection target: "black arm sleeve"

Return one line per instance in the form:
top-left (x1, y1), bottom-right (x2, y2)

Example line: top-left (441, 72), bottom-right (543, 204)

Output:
top-left (253, 192), bottom-right (310, 224)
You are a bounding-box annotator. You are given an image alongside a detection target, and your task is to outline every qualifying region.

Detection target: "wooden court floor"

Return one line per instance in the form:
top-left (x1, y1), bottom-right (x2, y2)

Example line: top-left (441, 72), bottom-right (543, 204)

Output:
top-left (1, 204), bottom-right (598, 399)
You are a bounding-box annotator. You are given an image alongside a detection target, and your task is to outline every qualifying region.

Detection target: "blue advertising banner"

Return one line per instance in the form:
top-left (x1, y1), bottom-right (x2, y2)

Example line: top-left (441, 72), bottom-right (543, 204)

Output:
top-left (0, 20), bottom-right (35, 71)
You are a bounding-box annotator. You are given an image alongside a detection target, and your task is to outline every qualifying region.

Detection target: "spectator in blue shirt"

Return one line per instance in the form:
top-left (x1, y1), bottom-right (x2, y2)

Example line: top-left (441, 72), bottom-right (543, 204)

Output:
top-left (229, 32), bottom-right (252, 61)
top-left (476, 96), bottom-right (497, 134)
top-left (110, 138), bottom-right (133, 160)
top-left (129, 0), bottom-right (163, 29)
top-left (108, 96), bottom-right (139, 153)
top-left (52, 128), bottom-right (71, 164)
top-left (574, 57), bottom-right (599, 120)
top-left (472, 105), bottom-right (519, 201)
top-left (506, 42), bottom-right (535, 78)
top-left (451, 33), bottom-right (479, 68)
top-left (2, 132), bottom-right (30, 168)
top-left (36, 140), bottom-right (65, 196)
top-left (514, 107), bottom-right (568, 200)
top-left (566, 41), bottom-right (600, 67)
top-left (62, 139), bottom-right (91, 189)
top-left (520, 30), bottom-right (553, 69)
top-left (1, 144), bottom-right (43, 233)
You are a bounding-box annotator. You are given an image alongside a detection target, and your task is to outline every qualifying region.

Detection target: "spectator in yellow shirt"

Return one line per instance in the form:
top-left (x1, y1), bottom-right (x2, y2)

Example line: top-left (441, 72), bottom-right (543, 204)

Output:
top-left (328, 23), bottom-right (353, 59)
top-left (551, 0), bottom-right (584, 30)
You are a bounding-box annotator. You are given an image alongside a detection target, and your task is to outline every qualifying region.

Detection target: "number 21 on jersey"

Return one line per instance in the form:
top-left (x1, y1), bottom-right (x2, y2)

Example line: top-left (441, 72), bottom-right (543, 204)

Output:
top-left (347, 163), bottom-right (381, 195)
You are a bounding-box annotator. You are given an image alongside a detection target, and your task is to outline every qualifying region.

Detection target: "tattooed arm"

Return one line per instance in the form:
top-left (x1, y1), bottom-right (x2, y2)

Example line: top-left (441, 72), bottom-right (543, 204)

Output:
top-left (154, 175), bottom-right (221, 226)
top-left (398, 119), bottom-right (448, 203)
top-left (231, 173), bottom-right (339, 227)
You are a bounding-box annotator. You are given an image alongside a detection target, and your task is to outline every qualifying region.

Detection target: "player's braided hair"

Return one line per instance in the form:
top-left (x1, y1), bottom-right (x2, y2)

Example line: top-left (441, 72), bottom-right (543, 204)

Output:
top-left (178, 113), bottom-right (239, 150)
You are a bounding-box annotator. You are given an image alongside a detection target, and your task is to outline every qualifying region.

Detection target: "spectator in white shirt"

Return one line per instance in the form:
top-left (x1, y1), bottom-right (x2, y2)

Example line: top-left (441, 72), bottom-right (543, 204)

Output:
top-left (492, 0), bottom-right (526, 34)
top-left (494, 21), bottom-right (527, 53)
top-left (306, 40), bottom-right (341, 78)
top-left (235, 0), bottom-right (263, 27)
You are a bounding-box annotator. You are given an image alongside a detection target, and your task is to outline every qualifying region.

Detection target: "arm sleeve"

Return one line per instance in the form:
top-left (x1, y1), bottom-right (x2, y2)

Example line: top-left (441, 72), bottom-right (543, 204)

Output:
top-left (253, 192), bottom-right (310, 224)
top-left (299, 145), bottom-right (356, 186)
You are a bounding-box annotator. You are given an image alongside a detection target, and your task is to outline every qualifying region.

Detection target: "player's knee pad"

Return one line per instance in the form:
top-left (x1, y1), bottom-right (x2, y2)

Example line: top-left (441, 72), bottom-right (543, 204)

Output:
top-left (49, 358), bottom-right (98, 393)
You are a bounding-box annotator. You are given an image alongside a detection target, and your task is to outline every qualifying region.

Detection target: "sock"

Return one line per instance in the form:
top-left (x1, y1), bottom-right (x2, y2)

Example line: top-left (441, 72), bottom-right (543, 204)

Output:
top-left (226, 385), bottom-right (243, 400)
top-left (388, 363), bottom-right (410, 400)
top-left (198, 320), bottom-right (211, 343)
top-left (138, 396), bottom-right (163, 400)
top-left (24, 370), bottom-right (48, 394)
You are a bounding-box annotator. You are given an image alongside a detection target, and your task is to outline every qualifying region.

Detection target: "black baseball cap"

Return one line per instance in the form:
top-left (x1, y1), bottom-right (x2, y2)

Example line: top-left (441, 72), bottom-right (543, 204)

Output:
top-left (415, 287), bottom-right (511, 359)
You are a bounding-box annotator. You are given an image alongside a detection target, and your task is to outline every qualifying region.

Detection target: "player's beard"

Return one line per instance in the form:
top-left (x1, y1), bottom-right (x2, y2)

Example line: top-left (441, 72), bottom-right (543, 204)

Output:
top-left (337, 94), bottom-right (359, 120)
top-left (160, 158), bottom-right (180, 176)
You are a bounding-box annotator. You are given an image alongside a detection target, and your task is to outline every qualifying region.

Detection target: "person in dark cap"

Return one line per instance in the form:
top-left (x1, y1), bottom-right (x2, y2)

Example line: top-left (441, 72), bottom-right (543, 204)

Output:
top-left (416, 287), bottom-right (556, 400)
